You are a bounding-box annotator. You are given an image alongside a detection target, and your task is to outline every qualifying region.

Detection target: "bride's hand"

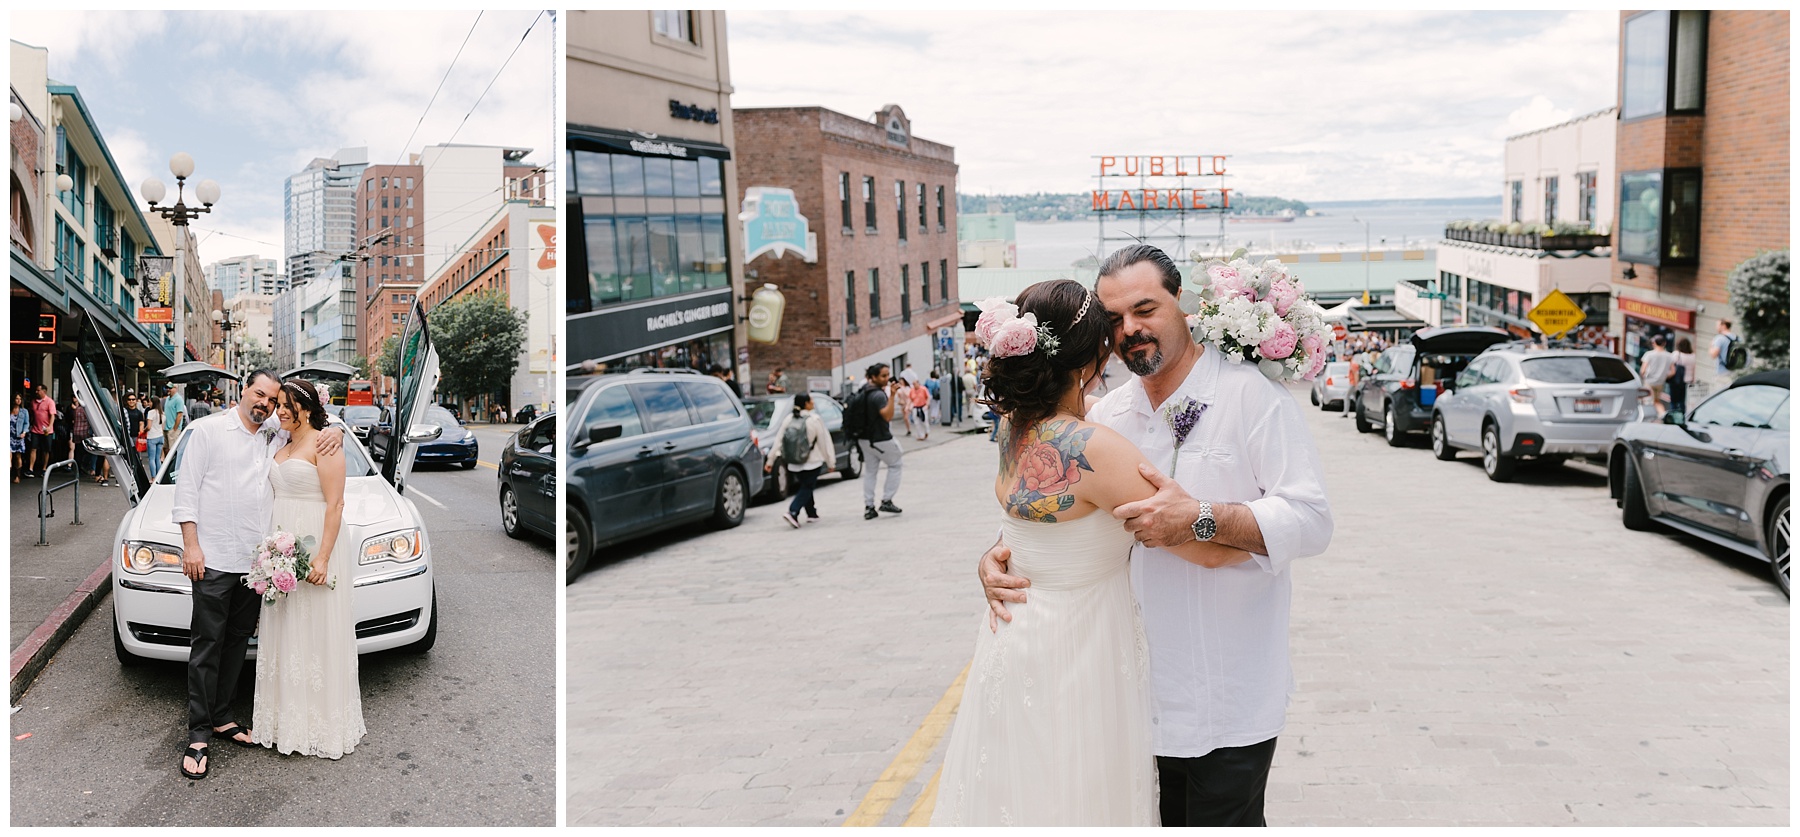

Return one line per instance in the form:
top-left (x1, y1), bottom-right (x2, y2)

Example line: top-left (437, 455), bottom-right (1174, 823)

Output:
top-left (306, 562), bottom-right (329, 586)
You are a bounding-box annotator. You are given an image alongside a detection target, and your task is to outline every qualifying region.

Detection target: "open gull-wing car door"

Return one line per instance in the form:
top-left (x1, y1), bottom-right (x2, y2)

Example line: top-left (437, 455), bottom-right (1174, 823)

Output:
top-left (68, 310), bottom-right (152, 505)
top-left (383, 300), bottom-right (442, 495)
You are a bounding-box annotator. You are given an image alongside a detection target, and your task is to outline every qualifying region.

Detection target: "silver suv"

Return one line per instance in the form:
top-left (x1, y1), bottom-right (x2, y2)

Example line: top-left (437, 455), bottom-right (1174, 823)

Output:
top-left (1430, 344), bottom-right (1654, 481)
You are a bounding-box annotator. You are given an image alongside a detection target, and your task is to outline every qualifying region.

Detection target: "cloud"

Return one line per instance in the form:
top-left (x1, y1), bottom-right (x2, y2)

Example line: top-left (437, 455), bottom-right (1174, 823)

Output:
top-left (727, 10), bottom-right (1619, 200)
top-left (1505, 96), bottom-right (1579, 136)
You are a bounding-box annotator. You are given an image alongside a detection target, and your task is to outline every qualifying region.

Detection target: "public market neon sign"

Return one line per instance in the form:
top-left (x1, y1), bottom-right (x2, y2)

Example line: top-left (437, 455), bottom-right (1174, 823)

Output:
top-left (1091, 154), bottom-right (1231, 213)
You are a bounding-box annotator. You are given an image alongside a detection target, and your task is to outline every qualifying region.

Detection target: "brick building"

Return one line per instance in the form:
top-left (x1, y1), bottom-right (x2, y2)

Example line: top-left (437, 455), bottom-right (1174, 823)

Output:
top-left (1611, 10), bottom-right (1788, 392)
top-left (355, 162), bottom-right (424, 371)
top-left (734, 104), bottom-right (960, 395)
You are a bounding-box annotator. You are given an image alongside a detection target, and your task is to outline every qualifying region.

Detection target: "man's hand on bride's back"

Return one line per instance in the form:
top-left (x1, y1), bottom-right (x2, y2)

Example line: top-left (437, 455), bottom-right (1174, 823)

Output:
top-left (980, 538), bottom-right (1027, 633)
top-left (314, 426), bottom-right (344, 456)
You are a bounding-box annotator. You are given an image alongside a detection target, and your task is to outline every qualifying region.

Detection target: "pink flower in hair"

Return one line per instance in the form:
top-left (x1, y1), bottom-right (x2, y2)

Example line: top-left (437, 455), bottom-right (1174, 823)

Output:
top-left (989, 313), bottom-right (1041, 358)
top-left (973, 297), bottom-right (1019, 347)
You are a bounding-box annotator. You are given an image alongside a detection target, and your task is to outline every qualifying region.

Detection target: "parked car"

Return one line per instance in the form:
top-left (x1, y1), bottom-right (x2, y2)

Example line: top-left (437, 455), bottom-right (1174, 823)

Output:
top-left (743, 391), bottom-right (861, 500)
top-left (1607, 369), bottom-right (1790, 596)
top-left (438, 402), bottom-right (462, 422)
top-left (73, 303), bottom-right (444, 664)
top-left (1353, 326), bottom-right (1512, 447)
top-left (565, 368), bottom-right (764, 583)
top-left (513, 403), bottom-right (539, 426)
top-left (1310, 361), bottom-right (1353, 410)
top-left (400, 405), bottom-right (479, 469)
top-left (1431, 344), bottom-right (1655, 480)
top-left (499, 410), bottom-right (556, 542)
top-left (341, 404), bottom-right (387, 444)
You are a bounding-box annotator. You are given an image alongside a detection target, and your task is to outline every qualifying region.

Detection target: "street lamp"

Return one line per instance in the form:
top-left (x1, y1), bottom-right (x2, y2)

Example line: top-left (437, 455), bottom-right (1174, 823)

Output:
top-left (142, 153), bottom-right (221, 366)
top-left (212, 307), bottom-right (241, 375)
top-left (1350, 215), bottom-right (1372, 305)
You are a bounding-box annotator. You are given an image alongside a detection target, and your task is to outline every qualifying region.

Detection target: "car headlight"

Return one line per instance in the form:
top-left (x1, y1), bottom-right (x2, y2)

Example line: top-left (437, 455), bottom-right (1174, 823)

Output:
top-left (361, 528), bottom-right (424, 566)
top-left (121, 540), bottom-right (183, 574)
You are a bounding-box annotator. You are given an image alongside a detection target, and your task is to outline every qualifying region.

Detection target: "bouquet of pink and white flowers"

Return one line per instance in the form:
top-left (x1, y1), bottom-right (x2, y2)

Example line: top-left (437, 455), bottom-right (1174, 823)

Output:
top-left (243, 527), bottom-right (331, 605)
top-left (1183, 249), bottom-right (1333, 382)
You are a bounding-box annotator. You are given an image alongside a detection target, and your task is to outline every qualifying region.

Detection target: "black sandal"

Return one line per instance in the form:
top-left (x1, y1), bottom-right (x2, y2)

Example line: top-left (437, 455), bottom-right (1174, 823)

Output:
top-left (180, 744), bottom-right (208, 779)
top-left (215, 722), bottom-right (256, 747)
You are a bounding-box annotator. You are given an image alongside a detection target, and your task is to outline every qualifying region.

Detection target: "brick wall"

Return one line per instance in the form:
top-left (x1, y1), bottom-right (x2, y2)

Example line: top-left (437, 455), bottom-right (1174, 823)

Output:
top-left (735, 107), bottom-right (960, 393)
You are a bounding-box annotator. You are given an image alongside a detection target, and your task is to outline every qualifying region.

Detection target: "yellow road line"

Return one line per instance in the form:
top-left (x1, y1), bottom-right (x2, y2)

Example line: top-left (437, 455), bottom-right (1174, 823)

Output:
top-left (902, 767), bottom-right (943, 827)
top-left (477, 460), bottom-right (498, 470)
top-left (842, 663), bottom-right (968, 827)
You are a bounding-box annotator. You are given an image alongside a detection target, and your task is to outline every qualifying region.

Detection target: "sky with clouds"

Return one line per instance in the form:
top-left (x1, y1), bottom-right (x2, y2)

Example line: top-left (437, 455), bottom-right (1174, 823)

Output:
top-left (11, 10), bottom-right (555, 266)
top-left (726, 11), bottom-right (1620, 202)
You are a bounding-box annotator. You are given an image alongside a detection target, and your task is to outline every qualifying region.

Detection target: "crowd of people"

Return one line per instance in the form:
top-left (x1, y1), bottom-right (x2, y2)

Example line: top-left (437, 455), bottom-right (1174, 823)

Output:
top-left (10, 383), bottom-right (220, 485)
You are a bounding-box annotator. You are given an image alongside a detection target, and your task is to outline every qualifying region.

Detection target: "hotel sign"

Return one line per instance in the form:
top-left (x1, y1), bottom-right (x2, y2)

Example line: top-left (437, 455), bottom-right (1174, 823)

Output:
top-left (1617, 296), bottom-right (1694, 330)
top-left (1091, 154), bottom-right (1232, 212)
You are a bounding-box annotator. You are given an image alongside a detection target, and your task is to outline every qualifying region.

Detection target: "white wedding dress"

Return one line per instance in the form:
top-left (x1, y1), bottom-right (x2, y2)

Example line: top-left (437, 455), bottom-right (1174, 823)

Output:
top-left (932, 512), bottom-right (1159, 826)
top-left (252, 457), bottom-right (366, 759)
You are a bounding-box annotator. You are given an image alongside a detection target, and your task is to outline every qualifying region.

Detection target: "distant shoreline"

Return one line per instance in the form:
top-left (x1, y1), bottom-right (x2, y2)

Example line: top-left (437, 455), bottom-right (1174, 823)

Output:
top-left (1305, 196), bottom-right (1501, 207)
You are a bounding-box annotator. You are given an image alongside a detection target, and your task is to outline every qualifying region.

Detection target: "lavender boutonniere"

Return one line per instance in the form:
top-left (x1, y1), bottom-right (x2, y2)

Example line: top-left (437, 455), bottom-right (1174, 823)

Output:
top-left (258, 426), bottom-right (278, 445)
top-left (1161, 397), bottom-right (1205, 470)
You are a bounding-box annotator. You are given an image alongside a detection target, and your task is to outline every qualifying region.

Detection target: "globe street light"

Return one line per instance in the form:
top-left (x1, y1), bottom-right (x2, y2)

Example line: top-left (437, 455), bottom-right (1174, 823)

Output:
top-left (141, 153), bottom-right (221, 366)
top-left (212, 307), bottom-right (241, 375)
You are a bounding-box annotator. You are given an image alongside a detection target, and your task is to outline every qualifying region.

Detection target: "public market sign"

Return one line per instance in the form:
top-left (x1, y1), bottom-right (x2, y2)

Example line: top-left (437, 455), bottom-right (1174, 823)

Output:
top-left (1091, 154), bottom-right (1232, 212)
top-left (740, 187), bottom-right (815, 262)
top-left (1526, 289), bottom-right (1587, 338)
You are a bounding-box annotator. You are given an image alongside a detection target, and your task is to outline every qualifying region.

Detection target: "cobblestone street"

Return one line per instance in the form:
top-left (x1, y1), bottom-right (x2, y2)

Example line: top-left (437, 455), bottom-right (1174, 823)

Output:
top-left (566, 382), bottom-right (1787, 827)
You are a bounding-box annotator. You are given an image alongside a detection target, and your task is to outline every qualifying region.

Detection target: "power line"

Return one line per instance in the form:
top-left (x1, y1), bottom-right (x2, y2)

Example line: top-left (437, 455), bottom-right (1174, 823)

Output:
top-left (394, 11), bottom-right (483, 168)
top-left (442, 11), bottom-right (546, 149)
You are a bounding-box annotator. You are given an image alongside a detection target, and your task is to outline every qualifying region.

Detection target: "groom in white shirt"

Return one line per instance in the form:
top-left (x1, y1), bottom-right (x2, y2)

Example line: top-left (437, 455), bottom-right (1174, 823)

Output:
top-left (169, 369), bottom-right (340, 779)
top-left (982, 244), bottom-right (1333, 826)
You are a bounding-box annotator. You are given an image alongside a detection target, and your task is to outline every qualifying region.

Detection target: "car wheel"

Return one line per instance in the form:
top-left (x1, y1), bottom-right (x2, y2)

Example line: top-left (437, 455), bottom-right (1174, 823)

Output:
top-left (1430, 415), bottom-right (1456, 461)
top-left (1383, 402), bottom-right (1405, 447)
top-left (1620, 454), bottom-right (1653, 531)
top-left (566, 504), bottom-right (592, 584)
top-left (500, 485), bottom-right (523, 539)
top-left (712, 468), bottom-right (747, 529)
top-left (401, 590), bottom-right (437, 654)
top-left (1767, 494), bottom-right (1789, 598)
top-left (112, 612), bottom-right (145, 667)
top-left (1481, 422), bottom-right (1515, 482)
top-left (1310, 389), bottom-right (1320, 406)
top-left (1353, 397), bottom-right (1374, 434)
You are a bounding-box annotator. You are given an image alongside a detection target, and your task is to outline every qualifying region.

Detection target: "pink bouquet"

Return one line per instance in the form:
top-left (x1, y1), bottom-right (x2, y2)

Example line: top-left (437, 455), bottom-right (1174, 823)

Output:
top-left (1184, 249), bottom-right (1333, 382)
top-left (243, 527), bottom-right (331, 605)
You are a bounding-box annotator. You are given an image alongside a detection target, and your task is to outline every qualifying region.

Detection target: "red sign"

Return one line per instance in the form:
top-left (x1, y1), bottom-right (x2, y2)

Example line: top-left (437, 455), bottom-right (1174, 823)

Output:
top-left (1097, 155), bottom-right (1228, 177)
top-left (1331, 322), bottom-right (1348, 341)
top-left (137, 307), bottom-right (173, 324)
top-left (1617, 297), bottom-right (1694, 330)
top-left (1092, 188), bottom-right (1232, 213)
top-left (10, 313), bottom-right (56, 345)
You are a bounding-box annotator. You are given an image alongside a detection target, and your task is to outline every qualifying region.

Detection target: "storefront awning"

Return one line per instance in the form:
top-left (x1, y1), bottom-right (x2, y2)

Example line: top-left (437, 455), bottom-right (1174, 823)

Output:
top-left (568, 124), bottom-right (732, 161)
top-left (925, 312), bottom-right (963, 331)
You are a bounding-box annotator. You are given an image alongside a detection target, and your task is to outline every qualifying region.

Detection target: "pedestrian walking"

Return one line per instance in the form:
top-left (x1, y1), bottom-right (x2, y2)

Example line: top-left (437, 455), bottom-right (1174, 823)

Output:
top-left (27, 384), bottom-right (57, 478)
top-left (949, 366), bottom-right (967, 425)
top-left (1639, 335), bottom-right (1676, 418)
top-left (1670, 337), bottom-right (1697, 418)
top-left (145, 396), bottom-right (165, 472)
top-left (842, 363), bottom-right (905, 520)
top-left (1709, 319), bottom-right (1739, 378)
top-left (909, 376), bottom-right (931, 441)
top-left (766, 366), bottom-right (788, 395)
top-left (767, 391), bottom-right (835, 528)
top-left (163, 384), bottom-right (186, 462)
top-left (11, 392), bottom-right (30, 483)
top-left (928, 369), bottom-right (945, 426)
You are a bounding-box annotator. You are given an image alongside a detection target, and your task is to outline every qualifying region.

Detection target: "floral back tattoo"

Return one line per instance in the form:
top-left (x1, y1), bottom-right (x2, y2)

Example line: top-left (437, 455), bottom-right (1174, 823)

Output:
top-left (999, 418), bottom-right (1096, 522)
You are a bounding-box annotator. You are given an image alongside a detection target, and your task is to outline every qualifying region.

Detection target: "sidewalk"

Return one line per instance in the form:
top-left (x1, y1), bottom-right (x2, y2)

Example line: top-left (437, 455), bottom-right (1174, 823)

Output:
top-left (10, 466), bottom-right (129, 701)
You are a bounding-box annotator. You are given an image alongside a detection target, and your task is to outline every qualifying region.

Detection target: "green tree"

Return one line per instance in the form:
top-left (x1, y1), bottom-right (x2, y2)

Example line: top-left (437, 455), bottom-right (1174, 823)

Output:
top-left (376, 335), bottom-right (401, 380)
top-left (430, 290), bottom-right (528, 411)
top-left (234, 336), bottom-right (274, 375)
top-left (1726, 249), bottom-right (1790, 372)
top-left (352, 355), bottom-right (372, 379)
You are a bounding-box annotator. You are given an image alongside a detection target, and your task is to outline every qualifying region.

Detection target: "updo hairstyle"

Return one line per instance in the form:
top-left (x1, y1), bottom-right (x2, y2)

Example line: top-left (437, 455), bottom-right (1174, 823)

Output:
top-left (980, 278), bottom-right (1111, 429)
top-left (280, 379), bottom-right (329, 431)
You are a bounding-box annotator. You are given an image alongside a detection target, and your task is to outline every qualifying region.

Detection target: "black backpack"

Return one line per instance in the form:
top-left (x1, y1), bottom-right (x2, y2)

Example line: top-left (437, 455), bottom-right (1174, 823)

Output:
top-left (843, 388), bottom-right (871, 441)
top-left (1725, 336), bottom-right (1749, 371)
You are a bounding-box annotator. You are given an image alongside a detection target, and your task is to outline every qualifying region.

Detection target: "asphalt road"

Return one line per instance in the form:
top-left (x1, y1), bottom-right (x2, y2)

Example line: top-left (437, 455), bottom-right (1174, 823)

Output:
top-left (9, 426), bottom-right (557, 827)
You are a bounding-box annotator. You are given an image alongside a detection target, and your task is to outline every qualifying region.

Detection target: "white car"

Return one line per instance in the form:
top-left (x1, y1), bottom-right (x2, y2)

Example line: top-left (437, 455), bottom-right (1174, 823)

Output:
top-left (1310, 361), bottom-right (1353, 410)
top-left (72, 303), bottom-right (445, 664)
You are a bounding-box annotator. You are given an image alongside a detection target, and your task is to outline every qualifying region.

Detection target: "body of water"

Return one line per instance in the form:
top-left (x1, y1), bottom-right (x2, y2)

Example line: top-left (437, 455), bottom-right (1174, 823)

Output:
top-left (1013, 198), bottom-right (1502, 268)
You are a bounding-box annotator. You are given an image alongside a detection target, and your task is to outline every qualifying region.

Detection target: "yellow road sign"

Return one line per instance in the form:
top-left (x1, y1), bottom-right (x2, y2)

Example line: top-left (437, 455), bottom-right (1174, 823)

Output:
top-left (1528, 288), bottom-right (1587, 338)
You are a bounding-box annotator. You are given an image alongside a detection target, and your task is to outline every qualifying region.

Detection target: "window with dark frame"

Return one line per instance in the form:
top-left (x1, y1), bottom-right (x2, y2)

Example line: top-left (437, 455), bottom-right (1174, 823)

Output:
top-left (1509, 181), bottom-right (1522, 223)
top-left (920, 261), bottom-right (930, 306)
top-left (845, 270), bottom-right (856, 328)
top-left (1577, 171), bottom-right (1598, 225)
top-left (940, 258), bottom-right (948, 301)
top-left (868, 268), bottom-right (881, 320)
top-left (896, 180), bottom-right (907, 241)
top-left (863, 176), bottom-right (876, 232)
top-left (1622, 10), bottom-right (1708, 121)
top-left (900, 264), bottom-right (911, 322)
top-left (1618, 168), bottom-right (1701, 266)
top-left (936, 186), bottom-right (946, 230)
top-left (840, 172), bottom-right (852, 232)
top-left (652, 10), bottom-right (697, 44)
top-left (1544, 176), bottom-right (1558, 224)
top-left (916, 182), bottom-right (927, 231)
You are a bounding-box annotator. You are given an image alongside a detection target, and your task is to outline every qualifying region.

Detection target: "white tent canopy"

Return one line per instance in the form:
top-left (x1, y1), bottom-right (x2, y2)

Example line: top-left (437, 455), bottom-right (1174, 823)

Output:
top-left (1320, 297), bottom-right (1360, 322)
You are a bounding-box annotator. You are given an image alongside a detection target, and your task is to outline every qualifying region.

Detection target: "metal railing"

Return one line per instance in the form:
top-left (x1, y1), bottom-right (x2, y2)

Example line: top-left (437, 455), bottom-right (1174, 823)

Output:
top-left (36, 458), bottom-right (83, 546)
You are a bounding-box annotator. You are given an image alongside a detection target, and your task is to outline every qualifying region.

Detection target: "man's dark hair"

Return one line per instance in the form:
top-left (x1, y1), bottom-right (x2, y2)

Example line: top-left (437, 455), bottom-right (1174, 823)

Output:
top-left (244, 368), bottom-right (281, 390)
top-left (1652, 335), bottom-right (1667, 347)
top-left (866, 363), bottom-right (889, 380)
top-left (1096, 244), bottom-right (1183, 298)
top-left (1720, 319), bottom-right (1733, 329)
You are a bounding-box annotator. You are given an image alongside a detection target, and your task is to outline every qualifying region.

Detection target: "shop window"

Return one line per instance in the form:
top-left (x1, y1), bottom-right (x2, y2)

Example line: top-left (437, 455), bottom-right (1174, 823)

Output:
top-left (675, 216), bottom-right (705, 292)
top-left (1619, 168), bottom-right (1701, 265)
top-left (900, 264), bottom-right (911, 322)
top-left (1543, 176), bottom-right (1558, 224)
top-left (698, 157), bottom-right (722, 196)
top-left (868, 268), bottom-right (881, 320)
top-left (896, 181), bottom-right (907, 241)
top-left (863, 176), bottom-right (877, 232)
top-left (1623, 10), bottom-right (1707, 120)
top-left (839, 172), bottom-right (852, 232)
top-left (611, 155), bottom-right (646, 197)
top-left (643, 158), bottom-right (675, 197)
top-left (700, 216), bottom-right (728, 289)
top-left (671, 158), bottom-right (701, 197)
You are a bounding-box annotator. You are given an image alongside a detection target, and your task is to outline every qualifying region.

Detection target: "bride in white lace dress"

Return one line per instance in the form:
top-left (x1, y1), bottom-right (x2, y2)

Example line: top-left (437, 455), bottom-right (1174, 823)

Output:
top-left (251, 380), bottom-right (365, 759)
top-left (933, 280), bottom-right (1248, 826)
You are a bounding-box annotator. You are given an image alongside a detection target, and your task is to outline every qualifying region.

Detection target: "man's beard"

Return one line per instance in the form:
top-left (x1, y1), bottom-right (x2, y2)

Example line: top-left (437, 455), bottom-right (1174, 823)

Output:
top-left (1120, 335), bottom-right (1164, 376)
top-left (249, 402), bottom-right (272, 423)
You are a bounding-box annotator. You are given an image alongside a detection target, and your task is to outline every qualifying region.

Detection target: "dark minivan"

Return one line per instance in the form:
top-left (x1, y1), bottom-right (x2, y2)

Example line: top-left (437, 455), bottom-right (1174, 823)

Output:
top-left (565, 369), bottom-right (764, 583)
top-left (1353, 325), bottom-right (1513, 447)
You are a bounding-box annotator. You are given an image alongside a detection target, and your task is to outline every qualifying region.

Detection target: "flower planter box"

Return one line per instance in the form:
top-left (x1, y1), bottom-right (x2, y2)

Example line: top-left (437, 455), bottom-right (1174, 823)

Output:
top-left (1444, 228), bottom-right (1611, 251)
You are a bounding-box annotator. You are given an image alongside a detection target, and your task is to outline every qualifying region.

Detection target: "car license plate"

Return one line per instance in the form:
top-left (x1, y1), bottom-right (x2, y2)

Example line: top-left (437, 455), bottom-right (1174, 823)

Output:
top-left (1574, 398), bottom-right (1602, 413)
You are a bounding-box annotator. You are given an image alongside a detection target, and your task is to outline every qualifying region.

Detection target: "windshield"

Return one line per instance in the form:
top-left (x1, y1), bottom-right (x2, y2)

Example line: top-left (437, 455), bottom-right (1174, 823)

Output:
top-left (424, 406), bottom-right (461, 427)
top-left (1522, 356), bottom-right (1636, 384)
top-left (344, 406), bottom-right (382, 423)
top-left (158, 424), bottom-right (376, 484)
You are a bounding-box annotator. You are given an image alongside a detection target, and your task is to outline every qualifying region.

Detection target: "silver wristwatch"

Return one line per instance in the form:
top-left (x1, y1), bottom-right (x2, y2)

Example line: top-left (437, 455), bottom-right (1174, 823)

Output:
top-left (1190, 501), bottom-right (1217, 542)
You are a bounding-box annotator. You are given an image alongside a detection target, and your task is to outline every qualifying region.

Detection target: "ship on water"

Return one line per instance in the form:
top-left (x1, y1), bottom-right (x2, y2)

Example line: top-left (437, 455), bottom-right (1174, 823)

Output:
top-left (1229, 208), bottom-right (1298, 223)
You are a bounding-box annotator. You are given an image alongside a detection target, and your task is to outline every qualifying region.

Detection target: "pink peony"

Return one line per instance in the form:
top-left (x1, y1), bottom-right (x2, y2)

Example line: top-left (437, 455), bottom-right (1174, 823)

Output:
top-left (1207, 264), bottom-right (1252, 299)
top-left (1257, 321), bottom-right (1299, 360)
top-left (275, 531), bottom-right (297, 552)
top-left (973, 298), bottom-right (1018, 347)
top-left (1267, 277), bottom-right (1302, 316)
top-left (989, 314), bottom-right (1040, 358)
top-left (273, 571), bottom-right (297, 593)
top-left (253, 580), bottom-right (268, 595)
top-left (1300, 330), bottom-right (1326, 359)
top-left (1306, 349), bottom-right (1328, 380)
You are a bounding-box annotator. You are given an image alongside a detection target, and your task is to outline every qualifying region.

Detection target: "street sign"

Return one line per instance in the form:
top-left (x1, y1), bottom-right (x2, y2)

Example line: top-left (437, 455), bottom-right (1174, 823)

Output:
top-left (1419, 291), bottom-right (1448, 300)
top-left (813, 337), bottom-right (842, 347)
top-left (1527, 289), bottom-right (1587, 338)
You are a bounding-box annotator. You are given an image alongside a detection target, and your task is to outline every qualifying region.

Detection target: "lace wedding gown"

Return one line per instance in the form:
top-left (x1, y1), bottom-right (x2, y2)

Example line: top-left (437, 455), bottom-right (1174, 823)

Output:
top-left (932, 512), bottom-right (1158, 826)
top-left (252, 458), bottom-right (366, 759)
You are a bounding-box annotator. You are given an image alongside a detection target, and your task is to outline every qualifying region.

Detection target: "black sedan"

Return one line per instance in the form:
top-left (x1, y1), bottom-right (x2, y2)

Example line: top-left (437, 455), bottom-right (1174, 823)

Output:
top-left (743, 391), bottom-right (861, 501)
top-left (341, 404), bottom-right (387, 444)
top-left (374, 405), bottom-right (479, 469)
top-left (1354, 325), bottom-right (1512, 447)
top-left (1608, 369), bottom-right (1790, 595)
top-left (499, 411), bottom-right (556, 542)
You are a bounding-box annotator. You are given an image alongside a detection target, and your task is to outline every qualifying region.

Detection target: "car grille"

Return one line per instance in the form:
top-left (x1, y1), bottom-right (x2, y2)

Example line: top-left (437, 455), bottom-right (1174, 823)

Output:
top-left (355, 609), bottom-right (420, 638)
top-left (126, 622), bottom-right (191, 647)
top-left (129, 610), bottom-right (421, 644)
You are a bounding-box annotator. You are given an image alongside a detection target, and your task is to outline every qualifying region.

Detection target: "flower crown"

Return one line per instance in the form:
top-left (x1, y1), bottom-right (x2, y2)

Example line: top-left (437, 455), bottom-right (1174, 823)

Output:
top-left (973, 287), bottom-right (1094, 359)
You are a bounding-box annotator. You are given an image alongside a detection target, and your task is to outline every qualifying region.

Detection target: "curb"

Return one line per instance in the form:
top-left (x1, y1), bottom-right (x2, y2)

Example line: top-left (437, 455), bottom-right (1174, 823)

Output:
top-left (10, 561), bottom-right (112, 704)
